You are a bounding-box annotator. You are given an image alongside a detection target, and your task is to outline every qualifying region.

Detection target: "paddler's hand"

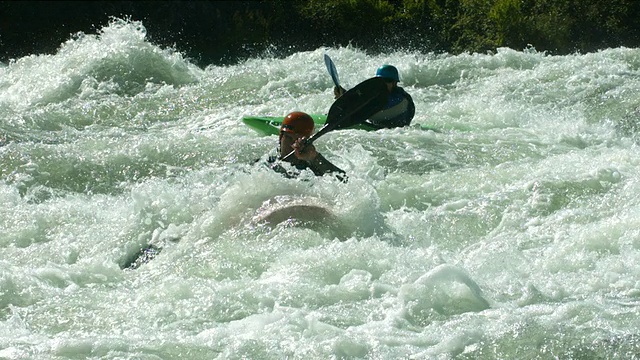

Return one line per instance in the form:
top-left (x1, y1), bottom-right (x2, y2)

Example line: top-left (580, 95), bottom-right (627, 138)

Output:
top-left (333, 86), bottom-right (346, 99)
top-left (292, 137), bottom-right (318, 162)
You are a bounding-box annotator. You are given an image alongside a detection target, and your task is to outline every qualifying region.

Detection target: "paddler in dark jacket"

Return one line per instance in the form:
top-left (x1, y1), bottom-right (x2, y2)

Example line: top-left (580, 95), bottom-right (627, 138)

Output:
top-left (334, 65), bottom-right (415, 128)
top-left (266, 111), bottom-right (347, 181)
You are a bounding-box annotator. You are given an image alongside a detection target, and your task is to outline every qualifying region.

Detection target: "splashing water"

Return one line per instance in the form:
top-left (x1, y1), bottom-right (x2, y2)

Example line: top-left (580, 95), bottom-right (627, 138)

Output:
top-left (2, 19), bottom-right (640, 359)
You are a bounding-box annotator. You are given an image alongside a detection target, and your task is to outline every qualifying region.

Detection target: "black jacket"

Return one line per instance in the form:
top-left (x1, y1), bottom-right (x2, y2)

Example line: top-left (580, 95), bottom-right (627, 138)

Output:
top-left (264, 151), bottom-right (347, 182)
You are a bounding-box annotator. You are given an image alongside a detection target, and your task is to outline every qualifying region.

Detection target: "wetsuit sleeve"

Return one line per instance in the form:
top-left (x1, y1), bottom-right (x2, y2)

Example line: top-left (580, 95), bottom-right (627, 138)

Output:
top-left (308, 153), bottom-right (347, 181)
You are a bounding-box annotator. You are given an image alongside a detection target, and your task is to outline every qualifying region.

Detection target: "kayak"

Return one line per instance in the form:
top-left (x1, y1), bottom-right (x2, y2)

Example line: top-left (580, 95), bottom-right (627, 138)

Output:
top-left (242, 114), bottom-right (381, 136)
top-left (243, 114), bottom-right (439, 136)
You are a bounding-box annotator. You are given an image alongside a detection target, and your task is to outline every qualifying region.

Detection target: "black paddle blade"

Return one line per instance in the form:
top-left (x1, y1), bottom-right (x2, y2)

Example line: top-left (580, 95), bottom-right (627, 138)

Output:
top-left (307, 76), bottom-right (388, 142)
top-left (280, 77), bottom-right (388, 161)
top-left (326, 77), bottom-right (387, 129)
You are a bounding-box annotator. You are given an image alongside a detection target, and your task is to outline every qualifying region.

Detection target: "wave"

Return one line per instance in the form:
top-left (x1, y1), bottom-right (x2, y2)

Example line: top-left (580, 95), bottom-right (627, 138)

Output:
top-left (0, 18), bottom-right (201, 111)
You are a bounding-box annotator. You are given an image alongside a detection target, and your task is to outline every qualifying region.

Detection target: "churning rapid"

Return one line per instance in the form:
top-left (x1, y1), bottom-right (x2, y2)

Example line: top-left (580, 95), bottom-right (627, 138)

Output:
top-left (2, 19), bottom-right (640, 359)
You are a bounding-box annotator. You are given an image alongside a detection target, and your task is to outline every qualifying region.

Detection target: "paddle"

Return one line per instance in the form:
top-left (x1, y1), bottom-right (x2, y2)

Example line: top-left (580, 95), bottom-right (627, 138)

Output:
top-left (281, 76), bottom-right (388, 162)
top-left (324, 54), bottom-right (340, 88)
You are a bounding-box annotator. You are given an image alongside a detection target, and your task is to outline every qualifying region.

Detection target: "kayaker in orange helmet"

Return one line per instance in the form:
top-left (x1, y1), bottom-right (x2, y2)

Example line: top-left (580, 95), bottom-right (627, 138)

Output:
top-left (266, 111), bottom-right (346, 180)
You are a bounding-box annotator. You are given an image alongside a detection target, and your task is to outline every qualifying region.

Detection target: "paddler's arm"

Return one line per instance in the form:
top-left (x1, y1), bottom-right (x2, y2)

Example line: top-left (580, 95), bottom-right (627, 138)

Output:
top-left (307, 153), bottom-right (346, 178)
top-left (333, 85), bottom-right (347, 99)
top-left (292, 139), bottom-right (347, 181)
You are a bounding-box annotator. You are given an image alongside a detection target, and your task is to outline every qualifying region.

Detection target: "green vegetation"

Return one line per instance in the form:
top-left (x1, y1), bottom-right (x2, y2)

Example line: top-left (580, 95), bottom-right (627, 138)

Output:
top-left (1, 1), bottom-right (638, 65)
top-left (242, 0), bottom-right (640, 57)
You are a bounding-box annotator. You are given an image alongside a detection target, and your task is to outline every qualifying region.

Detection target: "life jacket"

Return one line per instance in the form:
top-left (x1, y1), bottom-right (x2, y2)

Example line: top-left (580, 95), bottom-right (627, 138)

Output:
top-left (368, 87), bottom-right (415, 128)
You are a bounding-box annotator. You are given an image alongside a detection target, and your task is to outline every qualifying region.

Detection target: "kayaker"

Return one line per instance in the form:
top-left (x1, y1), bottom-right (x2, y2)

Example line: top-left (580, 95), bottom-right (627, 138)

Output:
top-left (334, 65), bottom-right (415, 128)
top-left (265, 111), bottom-right (347, 181)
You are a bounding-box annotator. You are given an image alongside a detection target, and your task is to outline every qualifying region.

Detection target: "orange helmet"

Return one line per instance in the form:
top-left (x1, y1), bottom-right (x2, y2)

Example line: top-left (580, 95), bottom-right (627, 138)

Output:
top-left (280, 111), bottom-right (314, 137)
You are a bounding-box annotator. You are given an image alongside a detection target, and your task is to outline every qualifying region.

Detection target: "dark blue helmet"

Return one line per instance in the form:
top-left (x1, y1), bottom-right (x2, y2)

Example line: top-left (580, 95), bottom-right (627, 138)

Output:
top-left (375, 65), bottom-right (399, 82)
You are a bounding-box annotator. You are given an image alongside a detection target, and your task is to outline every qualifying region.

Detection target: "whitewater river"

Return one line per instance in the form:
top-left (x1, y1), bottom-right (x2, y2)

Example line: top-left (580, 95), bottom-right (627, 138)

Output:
top-left (2, 20), bottom-right (640, 359)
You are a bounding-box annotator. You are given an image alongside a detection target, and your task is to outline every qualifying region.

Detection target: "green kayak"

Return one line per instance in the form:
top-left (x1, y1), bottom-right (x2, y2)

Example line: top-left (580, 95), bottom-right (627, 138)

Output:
top-left (243, 114), bottom-right (437, 136)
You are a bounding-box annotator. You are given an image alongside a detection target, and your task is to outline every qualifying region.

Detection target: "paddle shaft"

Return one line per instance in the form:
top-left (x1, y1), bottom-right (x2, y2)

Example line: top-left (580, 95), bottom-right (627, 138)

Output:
top-left (279, 124), bottom-right (332, 162)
